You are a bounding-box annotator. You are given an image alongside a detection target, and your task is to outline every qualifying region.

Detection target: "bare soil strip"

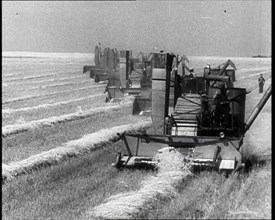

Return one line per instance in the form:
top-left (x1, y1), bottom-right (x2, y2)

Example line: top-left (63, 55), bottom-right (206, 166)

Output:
top-left (2, 119), bottom-right (152, 181)
top-left (2, 84), bottom-right (105, 104)
top-left (88, 150), bottom-right (191, 219)
top-left (2, 101), bottom-right (132, 137)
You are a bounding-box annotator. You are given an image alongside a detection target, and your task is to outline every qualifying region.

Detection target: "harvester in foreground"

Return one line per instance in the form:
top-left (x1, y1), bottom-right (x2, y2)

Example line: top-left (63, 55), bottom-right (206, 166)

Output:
top-left (112, 52), bottom-right (271, 172)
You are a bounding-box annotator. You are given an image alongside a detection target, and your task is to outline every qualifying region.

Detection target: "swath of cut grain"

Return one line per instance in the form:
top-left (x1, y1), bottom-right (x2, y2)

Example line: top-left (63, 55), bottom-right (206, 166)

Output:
top-left (2, 99), bottom-right (133, 137)
top-left (87, 150), bottom-right (192, 219)
top-left (5, 75), bottom-right (85, 86)
top-left (3, 72), bottom-right (73, 82)
top-left (15, 80), bottom-right (91, 92)
top-left (2, 84), bottom-right (105, 104)
top-left (2, 94), bottom-right (105, 115)
top-left (2, 119), bottom-right (152, 181)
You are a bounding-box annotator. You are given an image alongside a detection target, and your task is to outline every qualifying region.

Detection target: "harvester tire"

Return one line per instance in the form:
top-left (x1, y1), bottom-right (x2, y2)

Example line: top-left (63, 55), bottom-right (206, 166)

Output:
top-left (112, 152), bottom-right (122, 168)
top-left (105, 96), bottom-right (110, 103)
top-left (90, 70), bottom-right (95, 78)
top-left (94, 74), bottom-right (100, 83)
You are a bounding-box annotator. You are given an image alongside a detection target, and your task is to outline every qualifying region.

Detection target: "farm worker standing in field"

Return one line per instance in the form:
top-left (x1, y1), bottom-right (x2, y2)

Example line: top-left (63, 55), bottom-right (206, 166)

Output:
top-left (258, 74), bottom-right (265, 93)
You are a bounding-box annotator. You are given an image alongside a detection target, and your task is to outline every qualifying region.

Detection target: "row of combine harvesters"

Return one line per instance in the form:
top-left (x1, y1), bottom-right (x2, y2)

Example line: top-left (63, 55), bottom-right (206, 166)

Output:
top-left (83, 44), bottom-right (153, 114)
top-left (83, 44), bottom-right (237, 115)
top-left (83, 45), bottom-right (271, 173)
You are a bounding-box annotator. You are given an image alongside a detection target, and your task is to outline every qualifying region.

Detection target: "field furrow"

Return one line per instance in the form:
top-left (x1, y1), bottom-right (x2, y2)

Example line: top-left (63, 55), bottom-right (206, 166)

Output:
top-left (2, 87), bottom-right (105, 110)
top-left (2, 84), bottom-right (105, 104)
top-left (2, 119), bottom-right (152, 181)
top-left (2, 94), bottom-right (107, 126)
top-left (3, 72), bottom-right (75, 82)
top-left (3, 74), bottom-right (87, 87)
top-left (3, 80), bottom-right (96, 100)
top-left (2, 143), bottom-right (152, 220)
top-left (2, 94), bottom-right (104, 115)
top-left (2, 103), bottom-right (145, 164)
top-left (2, 54), bottom-right (271, 220)
top-left (15, 80), bottom-right (92, 92)
top-left (2, 100), bottom-right (132, 137)
top-left (89, 150), bottom-right (191, 219)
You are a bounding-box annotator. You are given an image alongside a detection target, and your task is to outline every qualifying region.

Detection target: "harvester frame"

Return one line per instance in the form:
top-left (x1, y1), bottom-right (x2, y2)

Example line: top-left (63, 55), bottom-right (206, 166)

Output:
top-left (113, 52), bottom-right (272, 172)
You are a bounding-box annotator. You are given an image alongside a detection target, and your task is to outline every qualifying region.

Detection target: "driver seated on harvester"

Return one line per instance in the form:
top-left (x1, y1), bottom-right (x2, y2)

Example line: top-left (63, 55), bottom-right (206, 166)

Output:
top-left (201, 94), bottom-right (213, 127)
top-left (213, 83), bottom-right (230, 129)
top-left (185, 68), bottom-right (197, 93)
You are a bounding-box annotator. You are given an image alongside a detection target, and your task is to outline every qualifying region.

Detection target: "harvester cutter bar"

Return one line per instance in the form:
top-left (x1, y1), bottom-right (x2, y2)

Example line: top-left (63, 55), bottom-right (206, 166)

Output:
top-left (117, 132), bottom-right (240, 148)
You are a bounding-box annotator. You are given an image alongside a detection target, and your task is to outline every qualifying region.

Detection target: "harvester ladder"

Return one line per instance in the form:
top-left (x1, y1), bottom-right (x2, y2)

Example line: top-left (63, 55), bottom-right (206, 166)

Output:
top-left (171, 94), bottom-right (201, 136)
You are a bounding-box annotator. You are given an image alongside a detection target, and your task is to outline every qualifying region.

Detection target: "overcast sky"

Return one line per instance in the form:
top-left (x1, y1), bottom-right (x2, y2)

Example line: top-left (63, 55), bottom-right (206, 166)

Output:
top-left (2, 1), bottom-right (271, 57)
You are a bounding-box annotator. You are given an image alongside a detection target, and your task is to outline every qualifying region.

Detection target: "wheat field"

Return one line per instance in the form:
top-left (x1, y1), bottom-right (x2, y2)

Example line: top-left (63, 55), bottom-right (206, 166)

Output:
top-left (2, 52), bottom-right (271, 219)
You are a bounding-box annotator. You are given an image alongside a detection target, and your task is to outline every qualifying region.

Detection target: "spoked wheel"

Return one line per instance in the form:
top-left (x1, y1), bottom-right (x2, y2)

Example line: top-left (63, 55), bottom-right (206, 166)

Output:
top-left (112, 152), bottom-right (123, 168)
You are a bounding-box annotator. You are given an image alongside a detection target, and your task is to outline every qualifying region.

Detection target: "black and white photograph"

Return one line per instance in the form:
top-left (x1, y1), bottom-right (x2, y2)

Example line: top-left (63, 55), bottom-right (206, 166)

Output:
top-left (2, 1), bottom-right (271, 219)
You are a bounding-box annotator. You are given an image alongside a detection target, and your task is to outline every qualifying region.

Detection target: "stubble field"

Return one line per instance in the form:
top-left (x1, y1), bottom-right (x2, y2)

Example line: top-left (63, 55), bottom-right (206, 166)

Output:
top-left (2, 52), bottom-right (271, 219)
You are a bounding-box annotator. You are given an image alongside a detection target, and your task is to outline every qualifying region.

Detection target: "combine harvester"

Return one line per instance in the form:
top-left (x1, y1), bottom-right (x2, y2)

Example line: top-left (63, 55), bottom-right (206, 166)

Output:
top-left (83, 44), bottom-right (120, 82)
top-left (104, 50), bottom-right (152, 108)
top-left (83, 44), bottom-right (153, 114)
top-left (112, 52), bottom-right (271, 172)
